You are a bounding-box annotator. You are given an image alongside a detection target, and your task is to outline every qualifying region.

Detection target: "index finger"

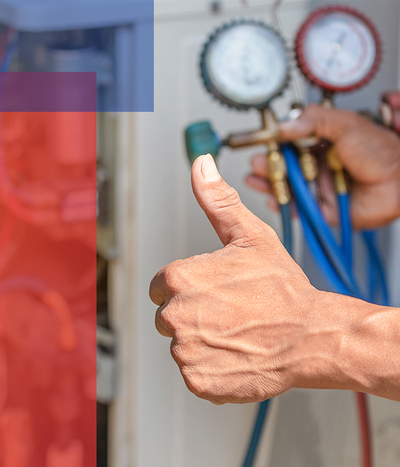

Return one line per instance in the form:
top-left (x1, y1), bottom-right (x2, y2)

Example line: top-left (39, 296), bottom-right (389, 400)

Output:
top-left (279, 105), bottom-right (362, 142)
top-left (149, 269), bottom-right (169, 306)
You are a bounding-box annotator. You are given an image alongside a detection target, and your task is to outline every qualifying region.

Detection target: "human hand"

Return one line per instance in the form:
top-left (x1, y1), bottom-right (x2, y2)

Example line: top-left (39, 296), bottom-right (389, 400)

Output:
top-left (150, 154), bottom-right (329, 404)
top-left (246, 105), bottom-right (400, 229)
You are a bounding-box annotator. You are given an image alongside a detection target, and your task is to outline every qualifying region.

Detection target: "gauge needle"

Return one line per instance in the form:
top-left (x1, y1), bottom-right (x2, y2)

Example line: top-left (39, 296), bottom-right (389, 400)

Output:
top-left (327, 31), bottom-right (347, 68)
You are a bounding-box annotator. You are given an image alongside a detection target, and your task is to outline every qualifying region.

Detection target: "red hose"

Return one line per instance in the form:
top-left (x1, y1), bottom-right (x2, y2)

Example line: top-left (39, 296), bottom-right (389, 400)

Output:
top-left (356, 392), bottom-right (372, 467)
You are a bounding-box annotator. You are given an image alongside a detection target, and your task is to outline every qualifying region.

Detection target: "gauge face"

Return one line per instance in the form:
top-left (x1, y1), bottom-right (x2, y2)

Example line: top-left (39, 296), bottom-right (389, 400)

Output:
top-left (296, 6), bottom-right (381, 92)
top-left (201, 21), bottom-right (289, 109)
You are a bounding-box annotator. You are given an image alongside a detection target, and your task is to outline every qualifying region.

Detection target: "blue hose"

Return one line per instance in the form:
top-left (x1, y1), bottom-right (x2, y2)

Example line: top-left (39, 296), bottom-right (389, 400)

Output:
top-left (297, 203), bottom-right (352, 295)
top-left (281, 144), bottom-right (361, 297)
top-left (280, 203), bottom-right (293, 256)
top-left (366, 254), bottom-right (377, 303)
top-left (242, 400), bottom-right (270, 467)
top-left (362, 230), bottom-right (389, 306)
top-left (338, 193), bottom-right (353, 268)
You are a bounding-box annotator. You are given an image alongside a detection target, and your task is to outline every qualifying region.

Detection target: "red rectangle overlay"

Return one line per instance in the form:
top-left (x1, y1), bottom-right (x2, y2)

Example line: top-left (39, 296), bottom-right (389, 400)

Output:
top-left (0, 110), bottom-right (97, 466)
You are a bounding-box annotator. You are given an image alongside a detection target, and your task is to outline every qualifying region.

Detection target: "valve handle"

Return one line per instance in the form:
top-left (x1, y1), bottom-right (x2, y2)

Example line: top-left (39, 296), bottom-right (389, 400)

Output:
top-left (381, 91), bottom-right (400, 134)
top-left (185, 121), bottom-right (222, 166)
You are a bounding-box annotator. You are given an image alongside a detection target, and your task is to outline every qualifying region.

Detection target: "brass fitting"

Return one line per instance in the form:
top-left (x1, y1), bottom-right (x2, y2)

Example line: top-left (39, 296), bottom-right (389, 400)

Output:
top-left (326, 146), bottom-right (347, 195)
top-left (267, 150), bottom-right (291, 205)
top-left (299, 149), bottom-right (318, 182)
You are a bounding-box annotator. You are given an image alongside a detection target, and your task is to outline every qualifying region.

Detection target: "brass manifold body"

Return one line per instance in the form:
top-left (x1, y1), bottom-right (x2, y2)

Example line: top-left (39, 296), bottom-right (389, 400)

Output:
top-left (222, 108), bottom-right (319, 205)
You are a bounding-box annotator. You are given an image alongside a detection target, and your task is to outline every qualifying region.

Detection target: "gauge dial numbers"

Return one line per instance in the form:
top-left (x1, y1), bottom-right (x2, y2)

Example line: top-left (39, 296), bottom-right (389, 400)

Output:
top-left (201, 21), bottom-right (289, 109)
top-left (295, 6), bottom-right (382, 93)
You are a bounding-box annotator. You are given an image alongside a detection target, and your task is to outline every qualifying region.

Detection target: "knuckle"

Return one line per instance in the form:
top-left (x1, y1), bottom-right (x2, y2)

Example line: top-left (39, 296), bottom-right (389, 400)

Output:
top-left (159, 307), bottom-right (177, 331)
top-left (149, 272), bottom-right (166, 306)
top-left (209, 185), bottom-right (241, 213)
top-left (249, 223), bottom-right (279, 251)
top-left (181, 366), bottom-right (215, 400)
top-left (305, 103), bottom-right (320, 116)
top-left (171, 341), bottom-right (198, 367)
top-left (335, 109), bottom-right (364, 131)
top-left (262, 222), bottom-right (279, 240)
top-left (304, 104), bottom-right (333, 133)
top-left (162, 261), bottom-right (187, 293)
top-left (182, 371), bottom-right (208, 399)
top-left (155, 315), bottom-right (172, 337)
top-left (170, 342), bottom-right (186, 365)
top-left (303, 104), bottom-right (323, 125)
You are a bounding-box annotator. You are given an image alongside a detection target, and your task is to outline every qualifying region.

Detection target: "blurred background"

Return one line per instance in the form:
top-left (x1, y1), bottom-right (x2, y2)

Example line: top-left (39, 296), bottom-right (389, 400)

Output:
top-left (102, 0), bottom-right (400, 466)
top-left (0, 0), bottom-right (399, 466)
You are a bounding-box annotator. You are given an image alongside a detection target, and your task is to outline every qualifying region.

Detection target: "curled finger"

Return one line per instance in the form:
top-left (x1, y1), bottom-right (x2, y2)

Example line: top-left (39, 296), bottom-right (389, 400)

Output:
top-left (250, 153), bottom-right (269, 178)
top-left (155, 303), bottom-right (174, 338)
top-left (149, 268), bottom-right (170, 306)
top-left (245, 174), bottom-right (272, 194)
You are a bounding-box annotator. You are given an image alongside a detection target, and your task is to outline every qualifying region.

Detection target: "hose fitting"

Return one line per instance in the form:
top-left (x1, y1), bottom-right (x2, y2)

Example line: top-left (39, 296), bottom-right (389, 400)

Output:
top-left (326, 146), bottom-right (347, 195)
top-left (299, 149), bottom-right (318, 182)
top-left (267, 150), bottom-right (291, 205)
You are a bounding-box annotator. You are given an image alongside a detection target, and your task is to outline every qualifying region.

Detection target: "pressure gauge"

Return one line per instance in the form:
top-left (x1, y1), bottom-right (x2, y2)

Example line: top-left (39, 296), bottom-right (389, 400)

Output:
top-left (200, 20), bottom-right (289, 110)
top-left (295, 6), bottom-right (382, 93)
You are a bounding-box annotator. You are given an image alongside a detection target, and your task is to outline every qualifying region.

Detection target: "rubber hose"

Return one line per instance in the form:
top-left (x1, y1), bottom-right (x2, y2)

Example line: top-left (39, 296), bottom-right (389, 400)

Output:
top-left (281, 144), bottom-right (361, 297)
top-left (338, 193), bottom-right (353, 268)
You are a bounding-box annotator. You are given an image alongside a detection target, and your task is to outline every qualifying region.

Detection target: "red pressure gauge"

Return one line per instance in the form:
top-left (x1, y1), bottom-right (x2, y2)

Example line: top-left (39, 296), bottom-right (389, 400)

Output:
top-left (295, 5), bottom-right (382, 93)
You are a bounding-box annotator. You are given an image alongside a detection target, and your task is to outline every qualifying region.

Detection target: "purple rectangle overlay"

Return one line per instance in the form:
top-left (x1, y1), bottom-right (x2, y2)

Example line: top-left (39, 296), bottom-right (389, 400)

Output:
top-left (0, 72), bottom-right (97, 112)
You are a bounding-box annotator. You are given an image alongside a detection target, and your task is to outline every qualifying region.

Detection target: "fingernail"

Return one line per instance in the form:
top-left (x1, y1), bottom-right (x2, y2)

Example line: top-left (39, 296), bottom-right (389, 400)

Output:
top-left (201, 154), bottom-right (220, 181)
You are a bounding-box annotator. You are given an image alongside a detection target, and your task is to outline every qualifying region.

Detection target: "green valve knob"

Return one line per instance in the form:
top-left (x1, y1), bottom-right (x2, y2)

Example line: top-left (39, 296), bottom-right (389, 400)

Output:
top-left (185, 121), bottom-right (221, 166)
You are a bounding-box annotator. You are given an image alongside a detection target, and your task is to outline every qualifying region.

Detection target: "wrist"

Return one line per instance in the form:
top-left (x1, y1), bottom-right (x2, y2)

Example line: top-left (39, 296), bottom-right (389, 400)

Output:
top-left (288, 291), bottom-right (400, 400)
top-left (287, 289), bottom-right (352, 390)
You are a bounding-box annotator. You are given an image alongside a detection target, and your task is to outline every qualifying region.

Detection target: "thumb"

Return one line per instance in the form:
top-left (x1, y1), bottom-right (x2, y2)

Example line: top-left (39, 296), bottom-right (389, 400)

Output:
top-left (191, 154), bottom-right (267, 247)
top-left (280, 104), bottom-right (360, 143)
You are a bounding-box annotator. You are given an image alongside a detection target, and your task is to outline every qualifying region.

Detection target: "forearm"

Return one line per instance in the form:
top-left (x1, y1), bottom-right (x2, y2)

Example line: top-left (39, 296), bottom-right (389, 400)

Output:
top-left (291, 291), bottom-right (400, 401)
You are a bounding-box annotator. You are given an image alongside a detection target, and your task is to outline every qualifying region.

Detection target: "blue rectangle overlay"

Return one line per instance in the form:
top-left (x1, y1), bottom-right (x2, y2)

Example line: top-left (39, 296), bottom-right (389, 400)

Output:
top-left (0, 0), bottom-right (154, 112)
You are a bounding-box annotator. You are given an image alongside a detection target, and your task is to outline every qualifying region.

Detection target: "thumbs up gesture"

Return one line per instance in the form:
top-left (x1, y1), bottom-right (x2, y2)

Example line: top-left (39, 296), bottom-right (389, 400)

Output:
top-left (150, 155), bottom-right (327, 404)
